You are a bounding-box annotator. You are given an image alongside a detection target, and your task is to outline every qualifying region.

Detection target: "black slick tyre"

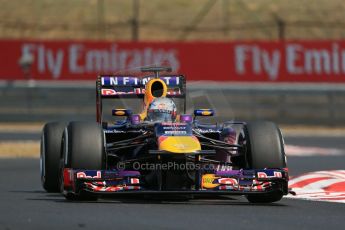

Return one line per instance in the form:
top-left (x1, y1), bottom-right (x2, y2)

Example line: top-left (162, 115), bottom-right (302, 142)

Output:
top-left (63, 122), bottom-right (106, 170)
top-left (62, 122), bottom-right (106, 200)
top-left (244, 121), bottom-right (286, 203)
top-left (40, 122), bottom-right (67, 192)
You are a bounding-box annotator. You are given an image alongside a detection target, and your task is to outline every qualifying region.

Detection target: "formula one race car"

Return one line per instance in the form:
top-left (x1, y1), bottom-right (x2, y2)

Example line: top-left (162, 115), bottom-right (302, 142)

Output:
top-left (40, 66), bottom-right (288, 203)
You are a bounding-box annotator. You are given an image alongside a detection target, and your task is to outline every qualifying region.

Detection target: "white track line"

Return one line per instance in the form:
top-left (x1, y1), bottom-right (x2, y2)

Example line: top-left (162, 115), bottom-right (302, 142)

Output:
top-left (285, 145), bottom-right (345, 157)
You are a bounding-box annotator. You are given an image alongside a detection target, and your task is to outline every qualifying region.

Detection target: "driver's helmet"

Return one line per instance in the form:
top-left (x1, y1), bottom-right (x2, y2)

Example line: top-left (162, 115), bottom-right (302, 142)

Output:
top-left (147, 97), bottom-right (177, 122)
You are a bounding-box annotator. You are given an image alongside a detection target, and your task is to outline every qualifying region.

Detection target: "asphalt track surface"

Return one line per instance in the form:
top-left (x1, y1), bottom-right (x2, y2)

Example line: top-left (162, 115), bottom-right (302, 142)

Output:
top-left (0, 136), bottom-right (345, 230)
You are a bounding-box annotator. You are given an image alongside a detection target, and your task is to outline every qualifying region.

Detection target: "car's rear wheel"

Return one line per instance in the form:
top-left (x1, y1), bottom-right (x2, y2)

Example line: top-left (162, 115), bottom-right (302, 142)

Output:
top-left (62, 122), bottom-right (106, 200)
top-left (244, 121), bottom-right (286, 203)
top-left (40, 122), bottom-right (67, 192)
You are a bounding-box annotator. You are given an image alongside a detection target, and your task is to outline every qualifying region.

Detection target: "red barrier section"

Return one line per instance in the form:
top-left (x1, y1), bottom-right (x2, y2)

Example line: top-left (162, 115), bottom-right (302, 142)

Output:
top-left (2, 39), bottom-right (345, 82)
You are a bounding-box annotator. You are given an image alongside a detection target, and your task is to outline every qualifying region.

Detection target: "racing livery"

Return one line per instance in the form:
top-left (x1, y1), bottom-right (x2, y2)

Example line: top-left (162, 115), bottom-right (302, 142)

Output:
top-left (40, 66), bottom-right (288, 203)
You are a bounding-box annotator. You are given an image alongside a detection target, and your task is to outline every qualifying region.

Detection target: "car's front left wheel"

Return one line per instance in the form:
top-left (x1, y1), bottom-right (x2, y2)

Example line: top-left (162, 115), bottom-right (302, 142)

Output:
top-left (61, 122), bottom-right (106, 200)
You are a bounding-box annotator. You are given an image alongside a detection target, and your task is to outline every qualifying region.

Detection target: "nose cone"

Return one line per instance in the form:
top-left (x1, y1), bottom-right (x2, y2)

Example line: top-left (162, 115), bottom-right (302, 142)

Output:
top-left (158, 136), bottom-right (201, 153)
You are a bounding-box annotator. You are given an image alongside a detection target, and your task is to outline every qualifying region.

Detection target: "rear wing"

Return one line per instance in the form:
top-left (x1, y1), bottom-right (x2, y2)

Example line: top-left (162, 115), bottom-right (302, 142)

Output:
top-left (96, 74), bottom-right (186, 123)
top-left (97, 75), bottom-right (186, 98)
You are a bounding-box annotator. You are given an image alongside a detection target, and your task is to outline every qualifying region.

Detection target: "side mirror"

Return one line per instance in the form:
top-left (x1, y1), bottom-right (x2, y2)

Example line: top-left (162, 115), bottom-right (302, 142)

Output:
top-left (112, 109), bottom-right (132, 117)
top-left (194, 109), bottom-right (215, 117)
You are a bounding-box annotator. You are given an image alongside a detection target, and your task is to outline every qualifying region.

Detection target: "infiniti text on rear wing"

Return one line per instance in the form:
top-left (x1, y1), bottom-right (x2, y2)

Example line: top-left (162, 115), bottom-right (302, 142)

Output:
top-left (97, 75), bottom-right (186, 99)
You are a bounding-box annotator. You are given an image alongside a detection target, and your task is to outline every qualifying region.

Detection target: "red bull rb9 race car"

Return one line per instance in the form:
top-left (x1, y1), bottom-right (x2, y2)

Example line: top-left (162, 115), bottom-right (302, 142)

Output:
top-left (40, 66), bottom-right (288, 203)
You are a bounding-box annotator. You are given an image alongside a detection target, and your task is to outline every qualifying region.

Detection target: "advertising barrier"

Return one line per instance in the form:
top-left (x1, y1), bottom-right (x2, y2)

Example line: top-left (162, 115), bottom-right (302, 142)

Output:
top-left (1, 39), bottom-right (345, 82)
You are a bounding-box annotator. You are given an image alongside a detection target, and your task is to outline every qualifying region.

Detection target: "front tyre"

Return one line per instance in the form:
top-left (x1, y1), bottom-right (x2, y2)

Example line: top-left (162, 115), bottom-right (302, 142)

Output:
top-left (63, 122), bottom-right (106, 169)
top-left (62, 122), bottom-right (106, 200)
top-left (246, 192), bottom-right (284, 203)
top-left (244, 121), bottom-right (286, 203)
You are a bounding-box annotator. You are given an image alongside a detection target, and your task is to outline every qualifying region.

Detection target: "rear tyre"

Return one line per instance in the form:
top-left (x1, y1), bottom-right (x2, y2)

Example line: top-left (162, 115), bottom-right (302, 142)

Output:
top-left (62, 122), bottom-right (106, 200)
top-left (244, 121), bottom-right (286, 203)
top-left (40, 122), bottom-right (67, 192)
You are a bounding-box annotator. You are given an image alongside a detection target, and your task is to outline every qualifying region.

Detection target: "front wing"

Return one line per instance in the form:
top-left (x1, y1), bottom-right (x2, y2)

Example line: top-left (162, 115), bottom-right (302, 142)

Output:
top-left (62, 168), bottom-right (288, 197)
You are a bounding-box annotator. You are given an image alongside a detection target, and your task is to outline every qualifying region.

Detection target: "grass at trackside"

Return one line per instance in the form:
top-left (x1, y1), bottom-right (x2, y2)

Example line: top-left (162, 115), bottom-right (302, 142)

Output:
top-left (0, 123), bottom-right (42, 158)
top-left (0, 0), bottom-right (345, 41)
top-left (0, 123), bottom-right (44, 132)
top-left (0, 141), bottom-right (39, 158)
